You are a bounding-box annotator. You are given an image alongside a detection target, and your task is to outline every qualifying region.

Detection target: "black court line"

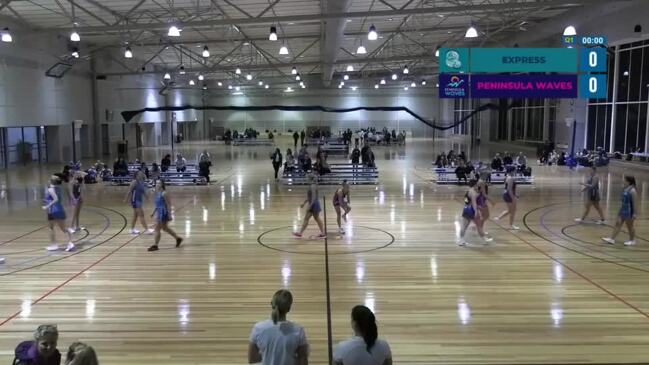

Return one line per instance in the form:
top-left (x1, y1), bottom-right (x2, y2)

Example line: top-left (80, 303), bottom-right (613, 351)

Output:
top-left (322, 196), bottom-right (333, 365)
top-left (561, 224), bottom-right (649, 252)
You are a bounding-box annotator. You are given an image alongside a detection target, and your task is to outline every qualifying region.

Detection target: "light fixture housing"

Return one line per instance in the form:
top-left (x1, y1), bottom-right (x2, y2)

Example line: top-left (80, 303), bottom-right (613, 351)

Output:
top-left (368, 24), bottom-right (378, 41)
top-left (163, 72), bottom-right (171, 80)
top-left (235, 86), bottom-right (240, 91)
top-left (338, 84), bottom-right (343, 89)
top-left (410, 82), bottom-right (416, 87)
top-left (343, 74), bottom-right (349, 81)
top-left (71, 50), bottom-right (79, 58)
top-left (465, 25), bottom-right (478, 38)
top-left (279, 44), bottom-right (289, 55)
top-left (269, 26), bottom-right (278, 41)
top-left (228, 85), bottom-right (233, 90)
top-left (421, 79), bottom-right (426, 86)
top-left (1, 28), bottom-right (12, 43)
top-left (285, 87), bottom-right (293, 92)
top-left (403, 65), bottom-right (409, 74)
top-left (340, 81), bottom-right (345, 86)
top-left (198, 74), bottom-right (204, 81)
top-left (295, 74), bottom-right (301, 81)
top-left (404, 86), bottom-right (409, 91)
top-left (202, 46), bottom-right (210, 58)
top-left (179, 65), bottom-right (185, 75)
top-left (235, 68), bottom-right (241, 74)
top-left (346, 65), bottom-right (354, 72)
top-left (265, 84), bottom-right (269, 89)
top-left (391, 73), bottom-right (398, 80)
top-left (356, 45), bottom-right (367, 54)
top-left (217, 82), bottom-right (223, 86)
top-left (246, 74), bottom-right (253, 81)
top-left (435, 46), bottom-right (440, 57)
top-left (563, 25), bottom-right (577, 36)
top-left (70, 31), bottom-right (80, 42)
top-left (374, 84), bottom-right (379, 89)
top-left (258, 81), bottom-right (263, 86)
top-left (124, 47), bottom-right (133, 58)
top-left (351, 86), bottom-right (357, 91)
top-left (380, 79), bottom-right (386, 85)
top-left (202, 85), bottom-right (207, 90)
top-left (189, 79), bottom-right (195, 86)
top-left (291, 66), bottom-right (297, 75)
top-left (168, 25), bottom-right (181, 37)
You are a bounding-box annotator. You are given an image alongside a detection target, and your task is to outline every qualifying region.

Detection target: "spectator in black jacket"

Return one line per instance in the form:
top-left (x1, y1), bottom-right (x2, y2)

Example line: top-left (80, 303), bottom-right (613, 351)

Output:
top-left (491, 153), bottom-right (504, 171)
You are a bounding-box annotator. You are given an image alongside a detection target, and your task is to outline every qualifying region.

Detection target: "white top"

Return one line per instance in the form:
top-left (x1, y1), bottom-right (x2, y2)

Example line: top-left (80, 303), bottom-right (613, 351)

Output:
top-left (250, 319), bottom-right (308, 365)
top-left (334, 336), bottom-right (391, 365)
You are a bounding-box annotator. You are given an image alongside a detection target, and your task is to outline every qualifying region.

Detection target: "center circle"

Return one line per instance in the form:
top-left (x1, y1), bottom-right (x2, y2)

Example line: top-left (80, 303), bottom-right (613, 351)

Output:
top-left (257, 225), bottom-right (395, 255)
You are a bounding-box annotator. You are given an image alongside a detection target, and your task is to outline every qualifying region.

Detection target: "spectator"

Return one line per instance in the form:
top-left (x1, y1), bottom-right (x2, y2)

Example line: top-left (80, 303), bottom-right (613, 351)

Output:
top-left (285, 149), bottom-right (296, 171)
top-left (248, 290), bottom-right (308, 365)
top-left (139, 162), bottom-right (150, 179)
top-left (333, 305), bottom-right (392, 365)
top-left (65, 342), bottom-right (98, 365)
top-left (458, 151), bottom-right (467, 163)
top-left (199, 150), bottom-right (212, 183)
top-left (515, 152), bottom-right (527, 171)
top-left (491, 153), bottom-right (503, 171)
top-left (455, 160), bottom-right (468, 184)
top-left (150, 163), bottom-right (160, 182)
top-left (13, 324), bottom-right (61, 365)
top-left (271, 148), bottom-right (283, 181)
top-left (293, 131), bottom-right (299, 148)
top-left (161, 154), bottom-right (171, 173)
top-left (502, 151), bottom-right (513, 166)
top-left (350, 146), bottom-right (361, 165)
top-left (434, 154), bottom-right (445, 168)
top-left (300, 130), bottom-right (306, 146)
top-left (175, 153), bottom-right (187, 173)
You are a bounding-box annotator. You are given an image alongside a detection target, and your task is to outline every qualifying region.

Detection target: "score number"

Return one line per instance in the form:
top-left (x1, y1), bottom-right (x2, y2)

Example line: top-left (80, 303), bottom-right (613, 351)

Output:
top-left (579, 48), bottom-right (606, 72)
top-left (579, 74), bottom-right (607, 99)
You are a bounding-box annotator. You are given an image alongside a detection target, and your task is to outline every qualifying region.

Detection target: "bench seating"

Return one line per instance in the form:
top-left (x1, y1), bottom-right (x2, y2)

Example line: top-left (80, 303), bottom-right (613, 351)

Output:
top-left (630, 152), bottom-right (649, 161)
top-left (232, 138), bottom-right (273, 146)
top-left (105, 164), bottom-right (207, 186)
top-left (321, 144), bottom-right (349, 154)
top-left (283, 163), bottom-right (378, 185)
top-left (432, 166), bottom-right (534, 185)
top-left (306, 137), bottom-right (344, 146)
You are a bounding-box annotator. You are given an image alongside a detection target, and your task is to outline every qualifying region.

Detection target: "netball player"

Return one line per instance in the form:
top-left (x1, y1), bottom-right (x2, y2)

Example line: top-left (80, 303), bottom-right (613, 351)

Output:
top-left (68, 172), bottom-right (85, 233)
top-left (458, 179), bottom-right (492, 246)
top-left (125, 171), bottom-right (153, 235)
top-left (575, 166), bottom-right (606, 224)
top-left (475, 179), bottom-right (495, 240)
top-left (43, 176), bottom-right (74, 252)
top-left (293, 175), bottom-right (326, 238)
top-left (602, 175), bottom-right (638, 246)
top-left (494, 168), bottom-right (520, 230)
top-left (148, 180), bottom-right (183, 252)
top-left (333, 180), bottom-right (352, 234)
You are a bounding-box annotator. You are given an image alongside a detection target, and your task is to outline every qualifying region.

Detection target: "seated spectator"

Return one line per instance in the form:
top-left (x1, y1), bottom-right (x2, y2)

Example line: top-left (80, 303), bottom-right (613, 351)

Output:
top-left (150, 163), bottom-right (161, 182)
top-left (65, 342), bottom-right (98, 365)
top-left (502, 151), bottom-right (513, 166)
top-left (491, 153), bottom-right (504, 171)
top-left (455, 160), bottom-right (468, 184)
top-left (447, 150), bottom-right (456, 162)
top-left (363, 146), bottom-right (376, 168)
top-left (434, 154), bottom-right (445, 168)
top-left (139, 162), bottom-right (150, 179)
top-left (13, 324), bottom-right (61, 365)
top-left (161, 154), bottom-right (171, 173)
top-left (557, 152), bottom-right (567, 166)
top-left (175, 153), bottom-right (187, 173)
top-left (458, 151), bottom-right (467, 162)
top-left (333, 305), bottom-right (392, 365)
top-left (248, 290), bottom-right (308, 365)
top-left (515, 152), bottom-right (527, 170)
top-left (302, 155), bottom-right (312, 172)
top-left (350, 146), bottom-right (361, 165)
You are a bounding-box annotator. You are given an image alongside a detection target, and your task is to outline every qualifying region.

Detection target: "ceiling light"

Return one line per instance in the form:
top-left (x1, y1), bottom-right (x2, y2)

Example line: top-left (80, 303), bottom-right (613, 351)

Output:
top-left (338, 84), bottom-right (343, 89)
top-left (163, 73), bottom-right (171, 80)
top-left (235, 86), bottom-right (240, 91)
top-left (391, 73), bottom-right (398, 80)
top-left (351, 86), bottom-right (357, 90)
top-left (269, 26), bottom-right (278, 41)
top-left (435, 83), bottom-right (439, 87)
top-left (368, 24), bottom-right (378, 41)
top-left (346, 65), bottom-right (354, 72)
top-left (198, 74), bottom-right (204, 81)
top-left (421, 79), bottom-right (426, 86)
top-left (228, 85), bottom-right (233, 89)
top-left (374, 84), bottom-right (379, 89)
top-left (1, 28), bottom-right (12, 43)
top-left (189, 79), bottom-right (195, 86)
top-left (203, 85), bottom-right (207, 90)
top-left (258, 81), bottom-right (263, 86)
top-left (285, 87), bottom-right (293, 92)
top-left (380, 79), bottom-right (386, 85)
top-left (279, 44), bottom-right (289, 55)
top-left (563, 25), bottom-right (577, 36)
top-left (217, 82), bottom-right (223, 86)
top-left (623, 70), bottom-right (629, 76)
top-left (246, 73), bottom-right (253, 81)
top-left (340, 81), bottom-right (345, 86)
top-left (403, 65), bottom-right (409, 74)
top-left (301, 84), bottom-right (306, 89)
top-left (168, 25), bottom-right (181, 37)
top-left (71, 48), bottom-right (79, 58)
top-left (202, 46), bottom-right (210, 58)
top-left (435, 46), bottom-right (440, 57)
top-left (235, 67), bottom-right (241, 74)
top-left (410, 82), bottom-right (416, 87)
top-left (356, 45), bottom-right (367, 54)
top-left (291, 66), bottom-right (297, 75)
top-left (343, 74), bottom-right (349, 81)
top-left (465, 25), bottom-right (478, 38)
top-left (70, 31), bottom-right (80, 42)
top-left (124, 47), bottom-right (133, 58)
top-left (295, 74), bottom-right (301, 81)
top-left (404, 86), bottom-right (409, 91)
top-left (179, 66), bottom-right (185, 75)
top-left (265, 84), bottom-right (269, 89)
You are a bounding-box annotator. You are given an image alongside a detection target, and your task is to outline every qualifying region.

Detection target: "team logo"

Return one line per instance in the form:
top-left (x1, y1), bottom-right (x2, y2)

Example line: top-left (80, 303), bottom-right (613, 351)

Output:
top-left (445, 50), bottom-right (462, 69)
top-left (447, 76), bottom-right (465, 88)
top-left (439, 74), bottom-right (468, 98)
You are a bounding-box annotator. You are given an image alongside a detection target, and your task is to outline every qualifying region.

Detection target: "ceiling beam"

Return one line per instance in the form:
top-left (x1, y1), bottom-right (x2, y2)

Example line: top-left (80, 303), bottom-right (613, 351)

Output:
top-left (256, 0), bottom-right (280, 18)
top-left (49, 1), bottom-right (585, 33)
top-left (0, 1), bottom-right (12, 12)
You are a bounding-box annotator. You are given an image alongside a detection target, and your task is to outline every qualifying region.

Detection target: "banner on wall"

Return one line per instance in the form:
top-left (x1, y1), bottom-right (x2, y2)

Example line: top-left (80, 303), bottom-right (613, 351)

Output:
top-left (470, 74), bottom-right (578, 98)
top-left (438, 74), bottom-right (469, 98)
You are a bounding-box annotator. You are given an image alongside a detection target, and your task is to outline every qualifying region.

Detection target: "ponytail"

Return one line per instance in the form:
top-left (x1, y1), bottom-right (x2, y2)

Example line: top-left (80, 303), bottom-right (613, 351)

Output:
top-left (270, 289), bottom-right (293, 324)
top-left (351, 305), bottom-right (378, 352)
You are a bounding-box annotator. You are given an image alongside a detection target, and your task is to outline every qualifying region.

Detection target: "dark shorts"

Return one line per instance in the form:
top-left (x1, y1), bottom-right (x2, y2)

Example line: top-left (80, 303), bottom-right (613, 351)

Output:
top-left (132, 200), bottom-right (143, 209)
top-left (619, 209), bottom-right (633, 220)
top-left (157, 211), bottom-right (171, 223)
top-left (503, 192), bottom-right (513, 203)
top-left (462, 205), bottom-right (475, 220)
top-left (309, 201), bottom-right (322, 214)
top-left (48, 211), bottom-right (66, 221)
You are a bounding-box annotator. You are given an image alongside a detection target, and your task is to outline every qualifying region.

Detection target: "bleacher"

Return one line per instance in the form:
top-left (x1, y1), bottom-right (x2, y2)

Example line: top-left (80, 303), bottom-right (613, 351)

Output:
top-left (432, 165), bottom-right (534, 185)
top-left (283, 163), bottom-right (378, 185)
top-left (104, 163), bottom-right (208, 186)
top-left (232, 137), bottom-right (274, 146)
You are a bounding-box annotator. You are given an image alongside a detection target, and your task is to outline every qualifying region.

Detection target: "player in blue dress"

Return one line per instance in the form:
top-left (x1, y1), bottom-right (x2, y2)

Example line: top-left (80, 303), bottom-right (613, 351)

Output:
top-left (125, 171), bottom-right (153, 235)
top-left (42, 176), bottom-right (74, 252)
top-left (494, 168), bottom-right (520, 230)
top-left (575, 166), bottom-right (606, 224)
top-left (458, 179), bottom-right (493, 246)
top-left (293, 175), bottom-right (326, 239)
top-left (602, 176), bottom-right (638, 246)
top-left (148, 180), bottom-right (183, 252)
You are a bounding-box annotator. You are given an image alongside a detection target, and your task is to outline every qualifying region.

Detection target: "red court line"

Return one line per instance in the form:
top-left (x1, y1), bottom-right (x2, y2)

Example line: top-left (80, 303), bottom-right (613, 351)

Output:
top-left (494, 221), bottom-right (649, 320)
top-left (0, 199), bottom-right (195, 328)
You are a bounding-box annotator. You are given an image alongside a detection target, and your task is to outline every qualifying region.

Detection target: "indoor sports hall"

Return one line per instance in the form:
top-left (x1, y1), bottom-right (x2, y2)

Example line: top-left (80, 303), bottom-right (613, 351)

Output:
top-left (1, 1), bottom-right (649, 364)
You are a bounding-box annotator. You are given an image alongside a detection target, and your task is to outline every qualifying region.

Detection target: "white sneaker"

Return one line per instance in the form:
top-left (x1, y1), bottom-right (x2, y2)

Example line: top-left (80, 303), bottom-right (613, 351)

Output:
top-left (68, 227), bottom-right (76, 234)
top-left (574, 218), bottom-right (583, 223)
top-left (596, 220), bottom-right (605, 225)
top-left (130, 229), bottom-right (140, 235)
top-left (457, 239), bottom-right (467, 246)
top-left (144, 229), bottom-right (154, 235)
top-left (0, 257), bottom-right (5, 264)
top-left (493, 216), bottom-right (501, 221)
top-left (624, 240), bottom-right (636, 246)
top-left (510, 225), bottom-right (520, 230)
top-left (46, 244), bottom-right (60, 251)
top-left (602, 237), bottom-right (615, 245)
top-left (65, 242), bottom-right (76, 252)
top-left (483, 236), bottom-right (494, 243)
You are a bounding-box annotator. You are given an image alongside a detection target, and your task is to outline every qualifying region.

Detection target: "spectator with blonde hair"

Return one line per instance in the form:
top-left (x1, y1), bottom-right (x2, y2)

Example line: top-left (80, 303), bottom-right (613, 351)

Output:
top-left (65, 342), bottom-right (98, 365)
top-left (13, 324), bottom-right (61, 365)
top-left (248, 289), bottom-right (309, 365)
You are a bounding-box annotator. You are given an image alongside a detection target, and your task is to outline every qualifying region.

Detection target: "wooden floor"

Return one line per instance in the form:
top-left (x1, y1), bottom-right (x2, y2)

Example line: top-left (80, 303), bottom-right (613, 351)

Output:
top-left (1, 137), bottom-right (649, 364)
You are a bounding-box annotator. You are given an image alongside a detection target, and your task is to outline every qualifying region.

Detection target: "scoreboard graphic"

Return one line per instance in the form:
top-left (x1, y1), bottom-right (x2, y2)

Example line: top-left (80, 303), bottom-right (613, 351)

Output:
top-left (439, 39), bottom-right (607, 99)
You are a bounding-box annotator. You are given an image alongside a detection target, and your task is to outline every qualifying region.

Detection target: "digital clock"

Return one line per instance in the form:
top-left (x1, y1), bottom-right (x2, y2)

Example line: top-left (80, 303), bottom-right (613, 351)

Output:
top-left (579, 36), bottom-right (607, 46)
